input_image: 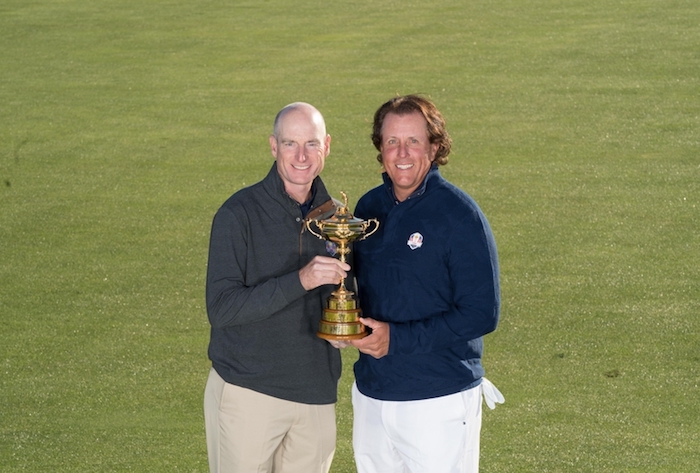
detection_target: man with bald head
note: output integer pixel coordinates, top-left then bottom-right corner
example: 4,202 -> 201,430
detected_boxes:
204,103 -> 348,473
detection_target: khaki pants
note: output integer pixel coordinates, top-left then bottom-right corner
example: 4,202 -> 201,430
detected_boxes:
204,368 -> 336,473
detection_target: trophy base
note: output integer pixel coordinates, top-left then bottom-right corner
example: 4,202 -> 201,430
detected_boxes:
317,321 -> 368,341
317,293 -> 368,341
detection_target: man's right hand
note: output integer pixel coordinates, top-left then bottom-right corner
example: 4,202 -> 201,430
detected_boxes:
299,255 -> 350,291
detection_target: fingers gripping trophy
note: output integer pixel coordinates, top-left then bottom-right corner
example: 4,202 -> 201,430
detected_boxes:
306,192 -> 379,340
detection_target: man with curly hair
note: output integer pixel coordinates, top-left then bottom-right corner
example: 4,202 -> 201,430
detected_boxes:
347,95 -> 504,473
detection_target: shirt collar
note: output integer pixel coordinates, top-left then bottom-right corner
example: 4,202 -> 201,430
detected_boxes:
298,182 -> 318,217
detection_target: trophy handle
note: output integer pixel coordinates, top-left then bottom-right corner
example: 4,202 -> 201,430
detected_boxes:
305,219 -> 325,240
359,218 -> 380,240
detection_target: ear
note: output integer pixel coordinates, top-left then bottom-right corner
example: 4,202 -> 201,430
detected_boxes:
269,135 -> 278,159
324,134 -> 332,157
430,142 -> 439,162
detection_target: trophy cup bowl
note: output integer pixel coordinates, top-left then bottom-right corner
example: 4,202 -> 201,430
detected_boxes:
306,192 -> 379,340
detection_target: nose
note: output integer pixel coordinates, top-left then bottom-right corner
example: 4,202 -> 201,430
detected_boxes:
398,141 -> 409,158
296,145 -> 307,161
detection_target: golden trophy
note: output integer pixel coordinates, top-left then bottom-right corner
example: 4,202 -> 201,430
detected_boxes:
306,192 -> 379,340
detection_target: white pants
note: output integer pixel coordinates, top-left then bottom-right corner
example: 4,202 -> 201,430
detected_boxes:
352,382 -> 483,473
204,368 -> 336,473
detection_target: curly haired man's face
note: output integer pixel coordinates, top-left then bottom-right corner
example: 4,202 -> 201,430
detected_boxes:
380,112 -> 438,202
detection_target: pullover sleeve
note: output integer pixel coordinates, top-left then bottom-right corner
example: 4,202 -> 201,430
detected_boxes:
205,206 -> 308,329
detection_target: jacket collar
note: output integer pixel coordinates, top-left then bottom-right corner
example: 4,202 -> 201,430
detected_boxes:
382,164 -> 440,205
262,162 -> 332,217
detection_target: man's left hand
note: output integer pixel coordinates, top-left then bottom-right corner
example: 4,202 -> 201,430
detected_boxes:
349,317 -> 389,358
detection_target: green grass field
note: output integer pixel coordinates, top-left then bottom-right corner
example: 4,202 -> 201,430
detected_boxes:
1,0 -> 698,471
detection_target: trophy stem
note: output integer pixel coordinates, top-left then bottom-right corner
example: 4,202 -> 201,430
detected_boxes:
332,240 -> 354,298
337,241 -> 349,264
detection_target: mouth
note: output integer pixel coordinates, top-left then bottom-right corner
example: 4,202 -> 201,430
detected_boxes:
396,164 -> 414,170
292,164 -> 312,171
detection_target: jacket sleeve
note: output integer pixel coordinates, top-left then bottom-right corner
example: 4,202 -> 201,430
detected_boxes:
205,206 -> 308,329
388,211 -> 500,356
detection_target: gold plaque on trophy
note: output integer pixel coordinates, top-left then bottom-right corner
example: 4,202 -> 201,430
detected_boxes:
306,192 -> 379,340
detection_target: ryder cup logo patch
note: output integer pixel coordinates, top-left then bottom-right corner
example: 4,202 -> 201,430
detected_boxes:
407,232 -> 423,250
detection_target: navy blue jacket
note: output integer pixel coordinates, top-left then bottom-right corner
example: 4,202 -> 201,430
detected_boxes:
353,166 -> 500,401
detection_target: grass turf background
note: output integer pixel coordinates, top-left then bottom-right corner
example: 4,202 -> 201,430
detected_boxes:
1,0 -> 698,471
